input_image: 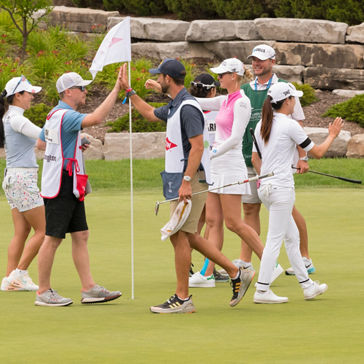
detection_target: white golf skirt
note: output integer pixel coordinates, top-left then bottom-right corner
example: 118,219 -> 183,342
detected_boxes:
209,151 -> 251,195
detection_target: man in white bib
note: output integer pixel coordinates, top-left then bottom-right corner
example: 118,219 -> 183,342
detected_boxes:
35,71 -> 123,307
119,59 -> 255,313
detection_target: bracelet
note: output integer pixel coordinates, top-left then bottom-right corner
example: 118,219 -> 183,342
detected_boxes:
299,156 -> 309,161
122,89 -> 136,104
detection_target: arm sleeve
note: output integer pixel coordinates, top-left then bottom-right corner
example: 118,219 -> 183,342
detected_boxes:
9,115 -> 42,140
195,96 -> 225,111
289,121 -> 314,152
211,97 -> 251,159
153,104 -> 169,122
253,121 -> 262,153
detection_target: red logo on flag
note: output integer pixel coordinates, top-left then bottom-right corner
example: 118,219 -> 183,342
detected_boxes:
165,137 -> 177,151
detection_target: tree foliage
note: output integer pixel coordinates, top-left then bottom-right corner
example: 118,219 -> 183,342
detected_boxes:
0,0 -> 53,60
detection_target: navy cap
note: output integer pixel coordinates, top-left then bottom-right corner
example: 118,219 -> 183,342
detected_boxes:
149,58 -> 186,79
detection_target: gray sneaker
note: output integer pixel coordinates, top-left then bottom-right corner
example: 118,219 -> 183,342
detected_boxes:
150,294 -> 196,314
230,268 -> 255,307
81,284 -> 122,304
35,289 -> 73,307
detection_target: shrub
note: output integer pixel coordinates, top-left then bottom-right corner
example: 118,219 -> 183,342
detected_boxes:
0,57 -> 25,91
323,94 -> 364,127
107,103 -> 167,132
164,0 -> 216,20
103,0 -> 166,15
24,103 -> 50,127
274,0 -> 364,26
292,82 -> 319,107
71,0 -> 104,9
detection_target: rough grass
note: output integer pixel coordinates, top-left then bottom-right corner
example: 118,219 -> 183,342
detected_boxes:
1,158 -> 362,195
0,189 -> 363,363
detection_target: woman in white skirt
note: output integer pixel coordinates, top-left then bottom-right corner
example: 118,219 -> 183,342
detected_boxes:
189,59 -> 265,289
252,82 -> 343,303
0,76 -> 45,291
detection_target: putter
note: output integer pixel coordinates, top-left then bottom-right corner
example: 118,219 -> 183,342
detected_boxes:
292,166 -> 362,184
154,172 -> 274,215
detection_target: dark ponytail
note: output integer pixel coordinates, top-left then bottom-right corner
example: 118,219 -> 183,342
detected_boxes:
0,91 -> 16,148
260,96 -> 286,144
0,90 -> 6,148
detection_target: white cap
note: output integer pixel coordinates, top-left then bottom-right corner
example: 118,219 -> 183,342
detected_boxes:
268,82 -> 303,103
160,200 -> 192,241
248,44 -> 276,60
210,58 -> 245,76
4,76 -> 41,97
56,72 -> 92,93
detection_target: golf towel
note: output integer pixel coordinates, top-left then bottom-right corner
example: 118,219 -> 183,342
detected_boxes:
160,200 -> 192,241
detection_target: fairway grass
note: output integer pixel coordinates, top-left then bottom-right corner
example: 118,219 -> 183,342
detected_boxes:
0,189 -> 363,363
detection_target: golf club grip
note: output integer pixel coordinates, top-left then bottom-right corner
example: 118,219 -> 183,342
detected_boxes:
308,170 -> 362,184
249,128 -> 262,159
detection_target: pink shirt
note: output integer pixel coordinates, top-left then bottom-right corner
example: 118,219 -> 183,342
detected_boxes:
215,90 -> 243,141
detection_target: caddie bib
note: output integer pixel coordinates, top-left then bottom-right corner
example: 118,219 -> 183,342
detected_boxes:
41,109 -> 88,201
241,78 -> 287,167
161,99 -> 211,199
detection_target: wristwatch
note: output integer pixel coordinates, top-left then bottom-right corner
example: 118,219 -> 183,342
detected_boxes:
183,175 -> 192,182
299,156 -> 309,161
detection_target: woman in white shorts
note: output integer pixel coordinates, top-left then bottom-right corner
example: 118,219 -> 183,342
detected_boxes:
0,76 -> 45,291
189,59 -> 265,288
252,82 -> 342,303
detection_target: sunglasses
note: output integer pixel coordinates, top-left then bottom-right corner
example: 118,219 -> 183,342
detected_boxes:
70,86 -> 86,92
190,81 -> 216,90
12,75 -> 27,94
217,72 -> 232,79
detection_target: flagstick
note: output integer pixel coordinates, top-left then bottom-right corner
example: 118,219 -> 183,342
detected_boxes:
128,61 -> 135,300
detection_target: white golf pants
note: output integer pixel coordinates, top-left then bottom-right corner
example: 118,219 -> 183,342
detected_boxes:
256,184 -> 313,291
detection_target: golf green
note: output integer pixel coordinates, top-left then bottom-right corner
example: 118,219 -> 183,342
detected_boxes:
0,189 -> 363,363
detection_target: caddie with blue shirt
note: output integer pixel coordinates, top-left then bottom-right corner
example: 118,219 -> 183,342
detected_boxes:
35,71 -> 122,307
119,59 -> 252,314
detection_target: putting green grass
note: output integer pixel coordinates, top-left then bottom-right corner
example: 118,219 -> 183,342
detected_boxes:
0,189 -> 363,363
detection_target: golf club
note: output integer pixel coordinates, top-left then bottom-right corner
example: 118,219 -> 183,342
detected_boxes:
154,172 -> 274,215
291,166 -> 362,184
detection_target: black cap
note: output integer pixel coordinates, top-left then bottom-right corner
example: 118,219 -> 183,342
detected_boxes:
149,58 -> 186,79
194,73 -> 220,87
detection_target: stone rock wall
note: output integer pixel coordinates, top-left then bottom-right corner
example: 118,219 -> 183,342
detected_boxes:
46,7 -> 364,90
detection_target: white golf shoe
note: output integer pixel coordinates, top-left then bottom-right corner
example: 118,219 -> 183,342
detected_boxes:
270,263 -> 284,284
254,289 -> 288,304
189,272 -> 215,288
303,281 -> 328,300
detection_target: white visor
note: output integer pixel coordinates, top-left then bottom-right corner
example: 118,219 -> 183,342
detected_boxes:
5,76 -> 42,97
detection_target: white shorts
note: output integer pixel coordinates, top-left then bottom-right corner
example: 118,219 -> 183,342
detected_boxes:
2,168 -> 44,212
241,166 -> 261,204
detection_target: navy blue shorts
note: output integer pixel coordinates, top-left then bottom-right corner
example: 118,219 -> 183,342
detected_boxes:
44,171 -> 88,239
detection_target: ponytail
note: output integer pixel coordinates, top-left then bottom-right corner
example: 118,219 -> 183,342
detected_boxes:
0,90 -> 16,148
0,91 -> 6,148
260,96 -> 286,144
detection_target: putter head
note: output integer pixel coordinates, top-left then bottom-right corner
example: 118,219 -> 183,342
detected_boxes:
155,202 -> 160,216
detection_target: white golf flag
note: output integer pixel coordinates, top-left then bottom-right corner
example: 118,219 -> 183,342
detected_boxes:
89,17 -> 131,79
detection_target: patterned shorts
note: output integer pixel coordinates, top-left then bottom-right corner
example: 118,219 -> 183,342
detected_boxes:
2,168 -> 44,212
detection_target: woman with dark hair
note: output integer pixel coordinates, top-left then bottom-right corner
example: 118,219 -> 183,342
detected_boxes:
0,76 -> 45,291
252,82 -> 342,303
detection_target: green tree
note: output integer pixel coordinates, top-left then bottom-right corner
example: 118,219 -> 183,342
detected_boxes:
0,0 -> 53,60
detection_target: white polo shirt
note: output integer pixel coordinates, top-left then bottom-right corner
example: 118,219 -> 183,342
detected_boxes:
253,112 -> 314,188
